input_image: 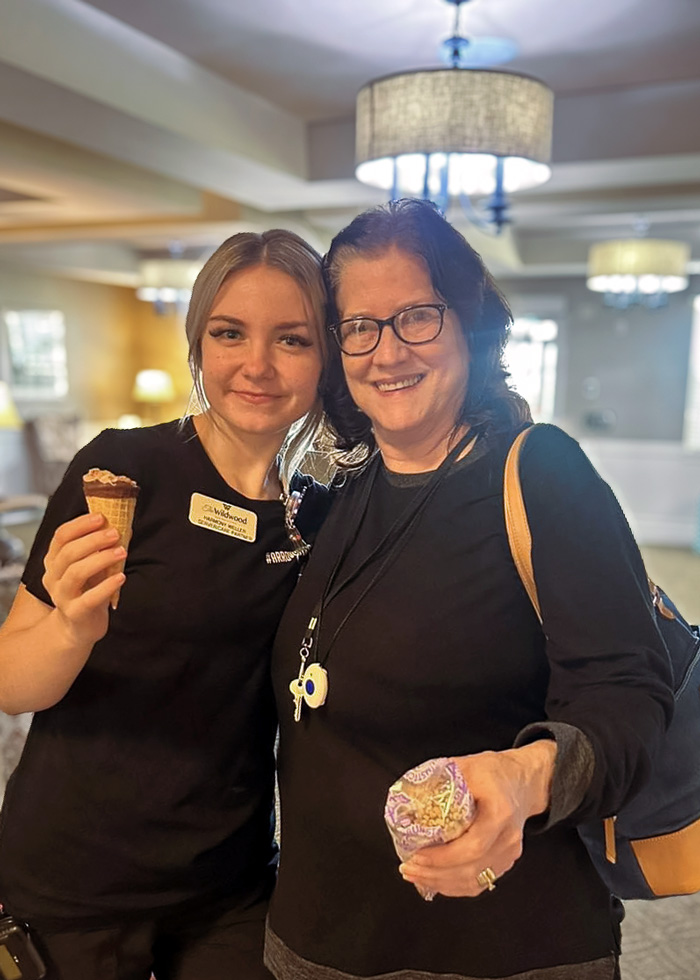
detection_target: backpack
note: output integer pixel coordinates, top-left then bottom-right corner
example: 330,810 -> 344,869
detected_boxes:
503,425 -> 700,900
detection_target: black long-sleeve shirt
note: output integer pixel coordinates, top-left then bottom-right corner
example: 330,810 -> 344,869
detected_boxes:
266,424 -> 673,980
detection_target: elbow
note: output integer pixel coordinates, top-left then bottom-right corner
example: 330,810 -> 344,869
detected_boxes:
0,696 -> 28,717
0,692 -> 31,716
0,688 -> 60,716
0,678 -> 19,715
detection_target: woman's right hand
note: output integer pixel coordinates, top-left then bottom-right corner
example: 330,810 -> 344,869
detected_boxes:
42,512 -> 126,649
398,741 -> 557,898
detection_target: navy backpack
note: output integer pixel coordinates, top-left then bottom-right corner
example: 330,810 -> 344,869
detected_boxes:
504,426 -> 700,899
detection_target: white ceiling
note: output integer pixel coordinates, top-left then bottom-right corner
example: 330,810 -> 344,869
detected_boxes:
80,0 -> 700,118
0,0 -> 699,283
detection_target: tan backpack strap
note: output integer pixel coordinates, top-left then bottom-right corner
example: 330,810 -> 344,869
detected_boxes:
503,427 -> 542,623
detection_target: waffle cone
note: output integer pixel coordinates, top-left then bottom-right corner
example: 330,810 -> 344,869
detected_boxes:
83,470 -> 139,609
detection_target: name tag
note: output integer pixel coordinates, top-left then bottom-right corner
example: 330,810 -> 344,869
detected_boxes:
188,492 -> 257,542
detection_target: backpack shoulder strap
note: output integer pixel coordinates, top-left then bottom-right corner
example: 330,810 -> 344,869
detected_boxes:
503,426 -> 543,623
504,426 -> 621,863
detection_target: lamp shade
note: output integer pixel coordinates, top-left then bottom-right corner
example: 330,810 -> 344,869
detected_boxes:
587,239 -> 690,295
0,381 -> 22,429
136,260 -> 202,304
356,68 -> 553,196
132,369 -> 175,403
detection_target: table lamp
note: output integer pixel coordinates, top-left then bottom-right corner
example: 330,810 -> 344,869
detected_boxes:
0,382 -> 22,430
132,369 -> 176,423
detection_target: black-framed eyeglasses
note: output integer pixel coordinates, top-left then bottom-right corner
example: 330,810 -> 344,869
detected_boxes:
330,303 -> 447,356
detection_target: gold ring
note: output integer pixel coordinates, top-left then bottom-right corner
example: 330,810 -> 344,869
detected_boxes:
476,867 -> 497,891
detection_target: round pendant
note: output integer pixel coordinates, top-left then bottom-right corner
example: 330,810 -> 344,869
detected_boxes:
289,662 -> 329,719
302,663 -> 328,708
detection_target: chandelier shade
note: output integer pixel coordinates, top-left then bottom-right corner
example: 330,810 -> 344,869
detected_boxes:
355,68 -> 553,200
136,259 -> 202,305
587,239 -> 690,296
356,68 -> 553,163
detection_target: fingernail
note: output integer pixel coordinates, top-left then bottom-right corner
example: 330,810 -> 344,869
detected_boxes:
112,547 -> 126,557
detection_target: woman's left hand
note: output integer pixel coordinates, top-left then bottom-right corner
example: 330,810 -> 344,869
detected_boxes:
399,740 -> 557,898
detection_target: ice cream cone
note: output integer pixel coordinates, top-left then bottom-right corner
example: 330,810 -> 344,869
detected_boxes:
83,468 -> 140,609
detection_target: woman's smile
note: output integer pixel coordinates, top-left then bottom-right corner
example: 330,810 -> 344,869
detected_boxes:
373,373 -> 425,393
232,389 -> 282,404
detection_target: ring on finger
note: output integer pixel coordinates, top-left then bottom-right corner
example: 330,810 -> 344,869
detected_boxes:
476,866 -> 497,891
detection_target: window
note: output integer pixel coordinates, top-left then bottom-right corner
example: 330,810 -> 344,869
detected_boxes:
683,296 -> 700,450
1,310 -> 68,400
504,318 -> 558,422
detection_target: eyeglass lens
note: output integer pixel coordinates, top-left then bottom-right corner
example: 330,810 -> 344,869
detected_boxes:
338,305 -> 443,354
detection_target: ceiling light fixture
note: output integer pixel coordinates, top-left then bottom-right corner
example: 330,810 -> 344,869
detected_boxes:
587,239 -> 690,309
136,259 -> 202,310
354,0 -> 554,232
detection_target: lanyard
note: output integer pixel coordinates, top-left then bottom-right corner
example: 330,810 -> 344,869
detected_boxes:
289,429 -> 477,720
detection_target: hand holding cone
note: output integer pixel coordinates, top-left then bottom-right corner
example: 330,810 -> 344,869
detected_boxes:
82,468 -> 139,609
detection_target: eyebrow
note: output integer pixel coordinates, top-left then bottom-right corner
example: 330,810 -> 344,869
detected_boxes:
208,315 -> 311,330
341,300 -> 438,320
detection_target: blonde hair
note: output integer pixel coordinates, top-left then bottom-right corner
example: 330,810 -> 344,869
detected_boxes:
184,229 -> 328,491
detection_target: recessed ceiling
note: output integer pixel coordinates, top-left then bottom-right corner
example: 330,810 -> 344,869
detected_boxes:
81,0 -> 700,118
0,0 -> 698,283
0,186 -> 44,204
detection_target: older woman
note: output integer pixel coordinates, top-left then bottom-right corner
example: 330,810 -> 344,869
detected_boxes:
265,200 -> 673,980
0,229 -> 329,979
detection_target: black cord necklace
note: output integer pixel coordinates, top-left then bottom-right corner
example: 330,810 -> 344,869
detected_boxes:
289,430 -> 477,721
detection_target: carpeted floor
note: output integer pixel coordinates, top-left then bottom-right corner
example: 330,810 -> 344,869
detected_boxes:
621,893 -> 700,979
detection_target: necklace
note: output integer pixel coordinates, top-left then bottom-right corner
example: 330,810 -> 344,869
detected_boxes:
266,486 -> 312,564
289,431 -> 477,722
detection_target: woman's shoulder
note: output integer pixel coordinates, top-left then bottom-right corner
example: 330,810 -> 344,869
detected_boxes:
291,453 -> 377,500
289,457 -> 382,542
70,419 -> 193,480
510,423 -> 625,535
491,421 -> 580,458
517,423 -> 599,486
290,471 -> 336,541
520,421 -> 582,452
470,422 -> 607,515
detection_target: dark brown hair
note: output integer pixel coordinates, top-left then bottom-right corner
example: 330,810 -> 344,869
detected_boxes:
322,199 -> 530,467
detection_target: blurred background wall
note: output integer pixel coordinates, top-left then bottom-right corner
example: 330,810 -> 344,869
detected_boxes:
1,0 -> 699,538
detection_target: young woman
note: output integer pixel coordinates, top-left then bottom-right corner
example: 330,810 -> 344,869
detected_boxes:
0,229 -> 330,980
266,201 -> 673,980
